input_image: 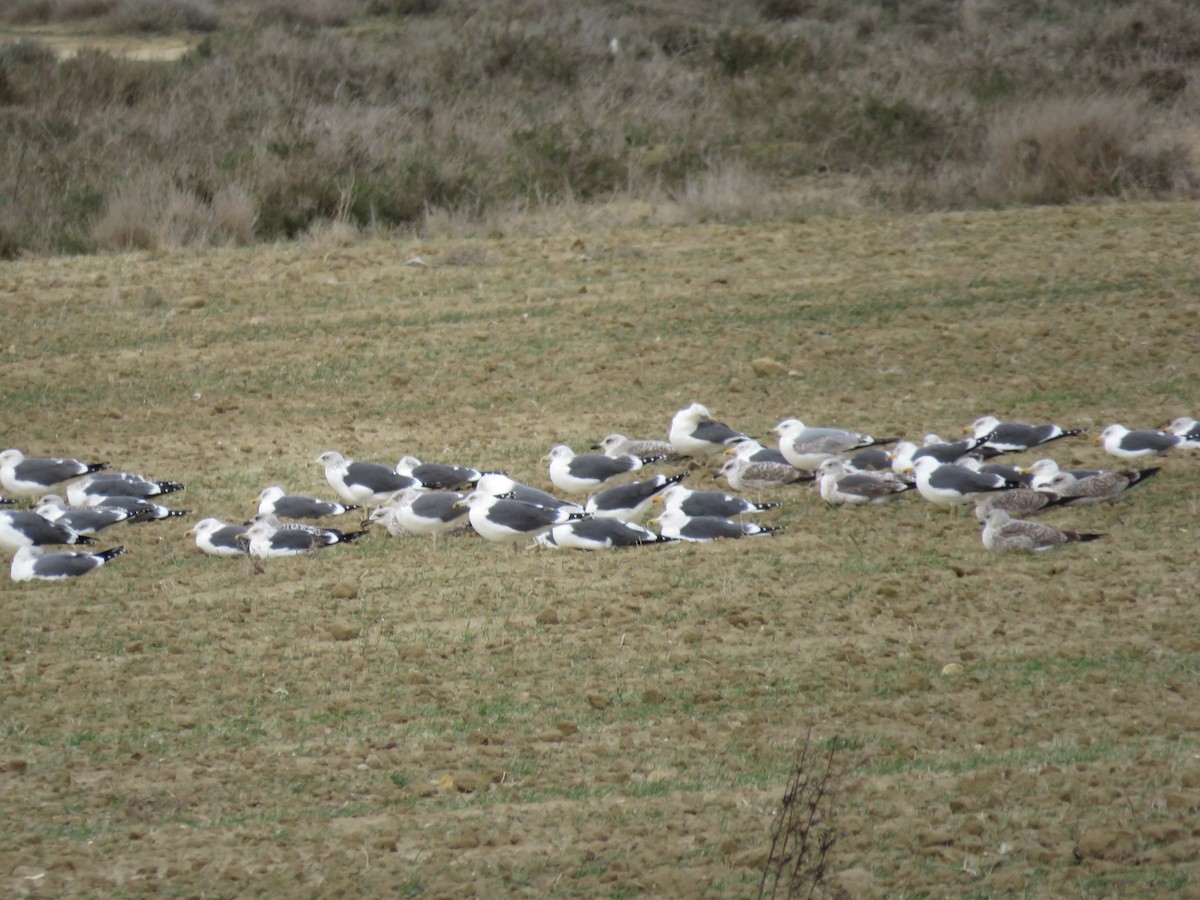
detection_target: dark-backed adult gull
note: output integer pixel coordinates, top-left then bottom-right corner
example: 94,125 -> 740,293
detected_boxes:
1163,416 -> 1200,448
240,514 -> 368,558
0,449 -> 109,499
0,510 -> 95,551
715,455 -> 810,491
591,434 -> 682,461
256,485 -> 360,520
186,518 -> 250,557
66,471 -> 183,504
729,440 -> 792,466
908,456 -> 1018,509
584,473 -> 686,521
315,451 -> 418,506
958,457 -> 1031,485
981,509 -> 1103,553
653,484 -> 780,518
1096,424 -> 1198,459
973,488 -> 1065,522
844,447 -> 894,472
532,518 -> 674,551
367,488 -> 468,538
11,545 -> 125,581
1021,458 -> 1103,490
35,494 -> 144,534
83,495 -> 189,521
773,418 -> 897,470
668,404 -> 749,457
816,459 -> 915,506
474,473 -> 582,512
967,415 -> 1085,454
651,507 -> 781,542
454,490 -> 587,544
544,444 -> 657,495
1040,468 -> 1160,505
395,455 -> 486,490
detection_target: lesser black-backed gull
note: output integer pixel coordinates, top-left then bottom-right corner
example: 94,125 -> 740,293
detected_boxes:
592,434 -> 682,461
584,473 -> 686,521
653,484 -> 780,518
729,440 -> 792,466
532,518 -> 674,551
66,471 -> 183,504
474,473 -> 583,512
240,514 -> 368,558
844,447 -> 894,472
256,485 -> 360,520
11,545 -> 125,581
0,449 -> 108,499
967,415 -> 1085,454
816,459 -> 915,506
84,495 -> 189,520
315,451 -> 418,506
981,509 -> 1103,553
651,507 -> 781,541
908,456 -> 1018,508
1041,468 -> 1160,505
1097,424 -> 1197,459
715,455 -> 810,491
395,455 -> 486,490
973,488 -> 1065,522
668,404 -> 749,457
773,418 -> 896,470
454,491 -> 587,544
0,510 -> 94,551
544,444 -> 656,495
187,518 -> 250,557
35,495 -> 144,534
1021,458 -> 1103,490
1163,416 -> 1200,448
367,488 -> 468,538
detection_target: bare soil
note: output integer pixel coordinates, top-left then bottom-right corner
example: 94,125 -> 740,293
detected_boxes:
1,203 -> 1198,897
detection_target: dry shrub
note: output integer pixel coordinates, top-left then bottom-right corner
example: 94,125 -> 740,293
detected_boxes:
666,160 -> 782,224
104,0 -> 219,33
93,175 -> 258,251
978,95 -> 1196,205
255,0 -> 363,28
3,0 -> 118,22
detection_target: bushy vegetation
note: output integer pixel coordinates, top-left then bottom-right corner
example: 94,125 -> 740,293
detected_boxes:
1,0 -> 1198,255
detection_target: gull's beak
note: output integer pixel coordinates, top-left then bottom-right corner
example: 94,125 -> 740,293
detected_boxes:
539,454 -> 551,464
1092,436 -> 1103,446
723,447 -> 738,457
650,494 -> 665,504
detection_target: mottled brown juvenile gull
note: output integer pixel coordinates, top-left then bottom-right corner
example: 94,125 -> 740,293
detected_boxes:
669,404 -> 749,457
186,518 -> 249,557
1040,468 -> 1160,505
592,434 -> 682,461
908,456 -> 1018,509
544,445 -> 657,495
532,518 -> 674,551
967,415 -> 1085,454
973,488 -> 1064,522
0,509 -> 95,551
584,473 -> 686,521
11,545 -> 124,581
981,509 -> 1103,553
315,451 -> 418,506
0,449 -> 108,499
367,488 -> 468,538
1096,424 -> 1197,459
650,507 -> 781,542
817,459 -> 914,506
774,418 -> 897,470
256,486 -> 360,521
716,455 -> 810,491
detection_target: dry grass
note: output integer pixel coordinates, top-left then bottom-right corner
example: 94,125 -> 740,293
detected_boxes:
1,1 -> 1199,255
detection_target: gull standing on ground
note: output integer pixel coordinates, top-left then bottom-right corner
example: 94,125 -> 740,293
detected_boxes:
316,451 -> 418,506
668,404 -> 749,457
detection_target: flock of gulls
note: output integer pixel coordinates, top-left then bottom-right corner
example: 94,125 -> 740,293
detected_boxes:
1,406 -> 1197,581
